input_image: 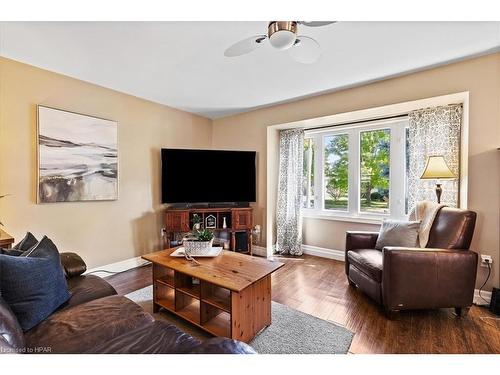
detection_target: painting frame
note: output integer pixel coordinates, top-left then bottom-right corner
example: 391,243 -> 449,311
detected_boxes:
36,105 -> 118,204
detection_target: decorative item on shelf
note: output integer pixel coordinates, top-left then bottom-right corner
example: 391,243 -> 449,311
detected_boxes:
191,214 -> 202,230
183,229 -> 215,256
205,214 -> 217,229
222,216 -> 227,229
420,155 -> 457,204
251,224 -> 262,246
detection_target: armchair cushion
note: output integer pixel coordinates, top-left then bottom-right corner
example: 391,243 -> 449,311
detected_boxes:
375,219 -> 420,250
85,320 -> 199,354
426,207 -> 476,249
59,274 -> 117,311
25,295 -> 154,353
347,249 -> 383,282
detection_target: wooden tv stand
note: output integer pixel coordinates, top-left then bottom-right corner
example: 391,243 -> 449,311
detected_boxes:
164,206 -> 253,255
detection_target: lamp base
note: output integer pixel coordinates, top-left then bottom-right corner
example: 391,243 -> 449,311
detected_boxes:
435,183 -> 442,204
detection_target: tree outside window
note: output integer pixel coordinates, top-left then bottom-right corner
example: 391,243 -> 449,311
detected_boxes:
359,129 -> 390,213
324,134 -> 349,211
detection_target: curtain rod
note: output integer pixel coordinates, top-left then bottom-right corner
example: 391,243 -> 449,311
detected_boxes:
305,113 -> 409,132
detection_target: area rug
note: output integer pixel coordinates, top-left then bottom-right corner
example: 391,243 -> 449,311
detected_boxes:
125,285 -> 354,354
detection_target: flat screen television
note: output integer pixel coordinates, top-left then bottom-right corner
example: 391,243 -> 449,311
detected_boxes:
161,148 -> 256,204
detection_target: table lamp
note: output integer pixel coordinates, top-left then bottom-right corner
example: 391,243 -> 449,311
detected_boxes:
420,155 -> 456,204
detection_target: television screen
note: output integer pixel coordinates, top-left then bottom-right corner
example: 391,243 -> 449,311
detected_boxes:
161,149 -> 256,204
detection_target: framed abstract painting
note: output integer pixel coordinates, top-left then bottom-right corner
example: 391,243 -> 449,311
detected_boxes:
37,106 -> 118,203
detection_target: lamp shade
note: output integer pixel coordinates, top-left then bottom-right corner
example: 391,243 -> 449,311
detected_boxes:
420,156 -> 456,180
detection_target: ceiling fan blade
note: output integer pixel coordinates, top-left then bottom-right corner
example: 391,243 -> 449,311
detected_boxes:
289,36 -> 321,64
224,35 -> 267,57
298,21 -> 336,27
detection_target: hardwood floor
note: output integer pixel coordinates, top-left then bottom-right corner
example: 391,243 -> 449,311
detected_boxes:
107,254 -> 500,354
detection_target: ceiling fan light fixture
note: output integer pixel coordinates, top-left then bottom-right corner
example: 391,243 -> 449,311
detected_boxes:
268,21 -> 297,50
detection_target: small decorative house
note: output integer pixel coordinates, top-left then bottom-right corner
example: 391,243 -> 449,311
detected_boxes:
205,214 -> 217,229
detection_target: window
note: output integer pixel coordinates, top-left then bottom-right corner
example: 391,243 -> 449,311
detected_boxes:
324,134 -> 349,211
302,118 -> 408,220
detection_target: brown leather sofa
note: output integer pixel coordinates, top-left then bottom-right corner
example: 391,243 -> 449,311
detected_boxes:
345,207 -> 478,317
1,253 -> 255,354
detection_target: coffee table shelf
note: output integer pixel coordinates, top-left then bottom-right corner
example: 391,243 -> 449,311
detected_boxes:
201,284 -> 231,312
155,283 -> 175,310
177,284 -> 201,299
202,309 -> 231,337
155,268 -> 175,287
156,275 -> 174,287
156,298 -> 175,311
176,299 -> 201,325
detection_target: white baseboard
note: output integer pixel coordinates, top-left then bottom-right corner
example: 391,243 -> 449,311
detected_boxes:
473,289 -> 492,305
302,244 -> 345,261
252,245 -> 268,257
84,256 -> 150,278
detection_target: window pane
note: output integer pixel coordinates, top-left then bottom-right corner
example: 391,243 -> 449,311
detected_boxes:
324,134 -> 349,211
360,129 -> 390,214
302,138 -> 315,208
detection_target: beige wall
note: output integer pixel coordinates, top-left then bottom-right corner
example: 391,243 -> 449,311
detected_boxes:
212,53 -> 500,290
0,57 -> 212,268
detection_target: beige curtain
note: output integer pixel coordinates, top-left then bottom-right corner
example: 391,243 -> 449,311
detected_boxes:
407,104 -> 462,211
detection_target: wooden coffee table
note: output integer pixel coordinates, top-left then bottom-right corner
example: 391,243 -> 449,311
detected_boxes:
142,248 -> 284,342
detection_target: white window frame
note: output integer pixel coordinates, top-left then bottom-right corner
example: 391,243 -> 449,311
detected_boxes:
302,117 -> 409,221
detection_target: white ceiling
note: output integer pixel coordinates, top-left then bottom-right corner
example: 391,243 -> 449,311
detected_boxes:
1,22 -> 499,119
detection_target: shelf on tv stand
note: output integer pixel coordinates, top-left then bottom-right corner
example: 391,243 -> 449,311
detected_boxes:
164,206 -> 253,255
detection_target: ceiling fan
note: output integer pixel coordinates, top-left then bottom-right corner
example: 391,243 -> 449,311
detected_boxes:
224,21 -> 335,64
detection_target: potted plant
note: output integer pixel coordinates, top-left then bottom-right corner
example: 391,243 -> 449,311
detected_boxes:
183,229 -> 214,256
191,214 -> 202,230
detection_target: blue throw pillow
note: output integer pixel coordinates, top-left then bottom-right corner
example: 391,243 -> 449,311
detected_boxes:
0,248 -> 24,256
13,232 -> 38,252
0,236 -> 70,331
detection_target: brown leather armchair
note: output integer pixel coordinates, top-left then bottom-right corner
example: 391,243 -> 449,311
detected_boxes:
345,207 -> 478,317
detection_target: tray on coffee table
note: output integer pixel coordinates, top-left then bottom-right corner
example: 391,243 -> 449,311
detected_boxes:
170,247 -> 223,257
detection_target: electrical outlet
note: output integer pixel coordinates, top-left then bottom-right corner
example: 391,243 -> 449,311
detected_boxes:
480,254 -> 493,267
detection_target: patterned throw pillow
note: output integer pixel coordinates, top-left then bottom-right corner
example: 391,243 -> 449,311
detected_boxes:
0,236 -> 70,331
375,219 -> 421,250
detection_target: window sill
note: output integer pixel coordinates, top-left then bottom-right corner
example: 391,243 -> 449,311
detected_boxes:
302,212 -> 383,225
